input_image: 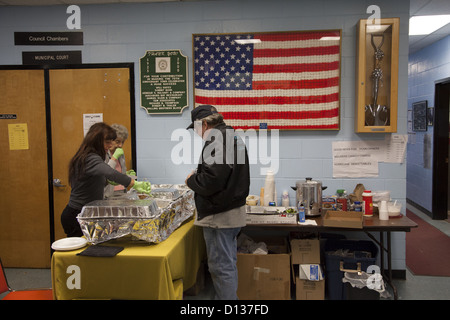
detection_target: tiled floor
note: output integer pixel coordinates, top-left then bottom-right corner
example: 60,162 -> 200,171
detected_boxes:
2,203 -> 450,300
393,204 -> 450,300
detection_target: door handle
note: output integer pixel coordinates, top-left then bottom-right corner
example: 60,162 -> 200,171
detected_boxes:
53,178 -> 66,187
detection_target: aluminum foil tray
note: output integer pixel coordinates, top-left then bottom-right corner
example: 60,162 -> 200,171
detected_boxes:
152,184 -> 191,191
151,188 -> 181,200
77,189 -> 195,244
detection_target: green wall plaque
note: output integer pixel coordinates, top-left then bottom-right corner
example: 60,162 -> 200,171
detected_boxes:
140,49 -> 188,114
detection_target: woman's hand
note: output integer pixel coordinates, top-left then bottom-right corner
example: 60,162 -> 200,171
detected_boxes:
112,147 -> 124,160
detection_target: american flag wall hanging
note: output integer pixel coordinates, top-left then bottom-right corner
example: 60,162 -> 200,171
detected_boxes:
193,30 -> 342,130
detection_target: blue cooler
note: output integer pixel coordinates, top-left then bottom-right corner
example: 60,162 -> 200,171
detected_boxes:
324,239 -> 378,300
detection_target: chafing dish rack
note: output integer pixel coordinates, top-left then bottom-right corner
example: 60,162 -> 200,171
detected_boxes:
77,185 -> 194,244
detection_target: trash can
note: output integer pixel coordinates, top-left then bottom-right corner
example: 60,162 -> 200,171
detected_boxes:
342,272 -> 384,300
324,239 -> 378,300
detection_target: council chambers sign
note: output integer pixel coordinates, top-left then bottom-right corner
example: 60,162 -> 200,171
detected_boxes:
14,32 -> 83,46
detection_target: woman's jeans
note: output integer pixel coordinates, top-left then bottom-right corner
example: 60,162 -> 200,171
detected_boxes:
202,227 -> 241,300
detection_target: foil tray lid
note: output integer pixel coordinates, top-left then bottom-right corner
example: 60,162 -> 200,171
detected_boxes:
77,189 -> 195,244
78,198 -> 160,219
151,188 -> 181,200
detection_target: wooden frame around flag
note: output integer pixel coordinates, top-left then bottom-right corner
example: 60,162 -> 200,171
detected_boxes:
192,30 -> 342,130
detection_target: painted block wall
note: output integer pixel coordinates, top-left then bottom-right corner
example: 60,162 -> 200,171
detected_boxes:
407,35 -> 450,212
0,0 -> 410,270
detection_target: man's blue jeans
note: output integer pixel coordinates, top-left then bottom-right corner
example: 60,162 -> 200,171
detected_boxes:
203,227 -> 241,300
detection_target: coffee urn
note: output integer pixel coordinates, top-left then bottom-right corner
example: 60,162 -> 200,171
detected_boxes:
291,178 -> 326,217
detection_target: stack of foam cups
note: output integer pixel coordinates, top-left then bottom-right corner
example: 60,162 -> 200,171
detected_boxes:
263,170 -> 275,206
379,200 -> 389,220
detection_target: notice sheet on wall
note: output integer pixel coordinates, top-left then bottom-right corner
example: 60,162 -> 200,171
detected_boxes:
385,134 -> 408,163
83,113 -> 103,136
332,140 -> 380,178
332,135 -> 407,178
8,123 -> 29,150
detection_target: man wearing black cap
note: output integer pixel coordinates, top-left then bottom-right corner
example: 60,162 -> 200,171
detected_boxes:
186,104 -> 250,300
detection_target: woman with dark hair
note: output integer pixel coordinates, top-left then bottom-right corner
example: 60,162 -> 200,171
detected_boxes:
60,122 -> 150,237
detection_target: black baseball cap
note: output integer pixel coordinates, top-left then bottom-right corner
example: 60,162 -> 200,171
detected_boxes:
186,105 -> 218,129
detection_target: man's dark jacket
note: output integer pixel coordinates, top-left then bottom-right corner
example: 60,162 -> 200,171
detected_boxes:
186,122 -> 250,220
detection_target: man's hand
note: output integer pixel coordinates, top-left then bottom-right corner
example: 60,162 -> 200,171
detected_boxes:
185,170 -> 195,185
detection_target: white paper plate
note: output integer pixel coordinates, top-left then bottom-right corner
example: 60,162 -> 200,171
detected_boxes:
52,237 -> 88,251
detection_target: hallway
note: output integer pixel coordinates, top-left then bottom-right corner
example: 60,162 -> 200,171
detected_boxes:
393,203 -> 450,299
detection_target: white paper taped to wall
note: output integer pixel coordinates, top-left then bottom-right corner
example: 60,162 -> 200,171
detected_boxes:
332,135 -> 407,178
83,113 -> 103,136
332,140 -> 379,178
385,134 -> 408,163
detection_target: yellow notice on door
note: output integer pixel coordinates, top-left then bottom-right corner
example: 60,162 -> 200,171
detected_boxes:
8,123 -> 29,150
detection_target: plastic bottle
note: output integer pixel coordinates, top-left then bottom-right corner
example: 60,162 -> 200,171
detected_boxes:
354,201 -> 362,212
298,202 -> 305,223
263,170 -> 275,207
281,190 -> 290,207
336,189 -> 348,211
362,190 -> 373,216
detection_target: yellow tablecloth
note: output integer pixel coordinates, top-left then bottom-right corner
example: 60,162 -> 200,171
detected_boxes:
51,218 -> 206,300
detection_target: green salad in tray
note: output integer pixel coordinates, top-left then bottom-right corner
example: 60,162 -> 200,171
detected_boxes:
284,207 -> 297,214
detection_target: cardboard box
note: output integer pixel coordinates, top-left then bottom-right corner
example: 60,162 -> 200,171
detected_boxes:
296,277 -> 325,300
290,239 -> 320,264
322,211 -> 363,229
237,237 -> 291,300
290,236 -> 324,300
292,264 -> 325,300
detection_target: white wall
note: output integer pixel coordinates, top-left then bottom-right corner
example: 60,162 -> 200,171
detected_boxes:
0,0 -> 410,270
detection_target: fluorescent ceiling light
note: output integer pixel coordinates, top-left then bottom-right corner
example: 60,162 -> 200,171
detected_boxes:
409,15 -> 450,35
234,39 -> 261,44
